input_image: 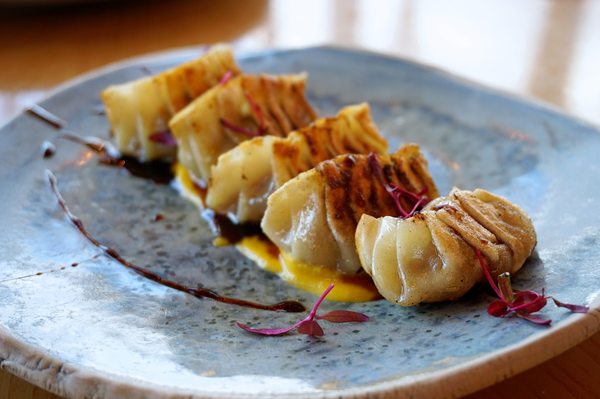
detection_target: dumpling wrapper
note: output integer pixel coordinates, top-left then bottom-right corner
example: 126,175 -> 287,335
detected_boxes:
101,44 -> 239,161
355,188 -> 537,306
169,73 -> 317,185
261,145 -> 439,275
206,103 -> 388,223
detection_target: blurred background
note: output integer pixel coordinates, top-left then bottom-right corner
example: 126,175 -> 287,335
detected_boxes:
0,0 -> 599,125
0,0 -> 599,398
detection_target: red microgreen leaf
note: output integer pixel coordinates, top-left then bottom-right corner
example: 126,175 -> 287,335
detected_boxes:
475,249 -> 504,300
236,283 -> 369,337
510,290 -> 547,314
550,297 -> 589,313
367,153 -> 430,218
297,319 -> 324,337
317,310 -> 369,323
149,131 -> 177,147
516,312 -> 552,326
220,118 -> 266,138
235,321 -> 301,336
307,283 -> 335,319
487,300 -> 510,317
219,70 -> 234,85
244,92 -> 266,130
475,251 -> 588,326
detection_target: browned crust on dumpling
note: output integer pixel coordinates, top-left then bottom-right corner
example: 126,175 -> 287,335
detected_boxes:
102,44 -> 241,161
424,188 -> 536,277
318,144 -> 439,244
355,187 -> 536,305
170,73 -> 317,183
235,74 -> 317,137
271,103 -> 388,186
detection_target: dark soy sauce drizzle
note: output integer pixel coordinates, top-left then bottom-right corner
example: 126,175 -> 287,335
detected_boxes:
46,170 -> 306,313
99,156 -> 174,185
26,104 -> 67,129
27,106 -> 173,185
188,180 -> 262,244
201,209 -> 263,244
59,132 -> 174,184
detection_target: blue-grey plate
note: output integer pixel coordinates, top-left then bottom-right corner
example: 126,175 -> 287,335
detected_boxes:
1,47 -> 599,399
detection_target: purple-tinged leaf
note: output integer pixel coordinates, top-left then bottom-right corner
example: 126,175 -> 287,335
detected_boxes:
219,70 -> 234,85
367,153 -> 430,218
510,291 -> 547,314
244,92 -> 266,129
516,312 -> 552,326
475,250 -> 589,326
475,250 -> 504,300
236,321 -> 301,336
317,310 -> 369,323
487,300 -> 509,317
550,298 -> 589,313
297,320 -> 324,337
220,118 -> 265,137
149,131 -> 177,147
307,283 -> 335,319
236,283 -> 369,338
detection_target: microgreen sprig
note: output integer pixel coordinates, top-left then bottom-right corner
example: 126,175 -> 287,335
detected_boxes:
219,70 -> 234,85
236,284 -> 369,337
475,249 -> 588,325
149,130 -> 177,147
219,92 -> 267,138
368,153 -> 430,218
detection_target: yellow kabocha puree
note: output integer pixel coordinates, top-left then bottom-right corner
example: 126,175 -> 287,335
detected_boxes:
175,163 -> 379,302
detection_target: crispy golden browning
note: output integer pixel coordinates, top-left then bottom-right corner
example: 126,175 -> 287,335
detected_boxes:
261,144 -> 439,274
206,103 -> 388,223
355,188 -> 537,306
170,73 -> 317,184
101,44 -> 239,161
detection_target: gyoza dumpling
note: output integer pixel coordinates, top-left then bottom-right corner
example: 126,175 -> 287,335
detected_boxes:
355,188 -> 536,306
169,73 -> 317,185
101,44 -> 239,161
206,103 -> 388,223
261,145 -> 439,274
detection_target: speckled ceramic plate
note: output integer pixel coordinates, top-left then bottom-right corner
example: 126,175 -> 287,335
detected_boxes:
1,47 -> 600,399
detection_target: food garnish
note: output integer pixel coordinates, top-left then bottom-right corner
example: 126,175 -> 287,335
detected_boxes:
219,118 -> 265,138
219,70 -> 234,85
356,188 -> 536,306
237,284 -> 369,337
148,131 -> 177,147
219,93 -> 267,138
368,152 -> 430,218
261,145 -> 438,274
207,103 -> 388,224
475,249 -> 588,325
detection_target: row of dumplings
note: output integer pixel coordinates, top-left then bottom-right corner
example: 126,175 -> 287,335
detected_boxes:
101,44 -> 537,306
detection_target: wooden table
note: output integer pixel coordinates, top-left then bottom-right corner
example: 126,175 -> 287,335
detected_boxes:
1,0 -> 599,398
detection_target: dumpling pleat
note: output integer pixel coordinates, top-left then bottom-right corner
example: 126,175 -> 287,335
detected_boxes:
208,104 -> 388,224
102,44 -> 239,161
355,188 -> 536,306
263,144 -> 439,274
170,73 -> 317,184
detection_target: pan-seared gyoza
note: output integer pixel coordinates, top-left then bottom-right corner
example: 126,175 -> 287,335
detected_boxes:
101,44 -> 240,161
169,73 -> 317,185
206,103 -> 388,223
355,188 -> 537,306
261,145 -> 439,275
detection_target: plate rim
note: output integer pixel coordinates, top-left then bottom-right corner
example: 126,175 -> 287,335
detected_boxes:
1,45 -> 600,399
